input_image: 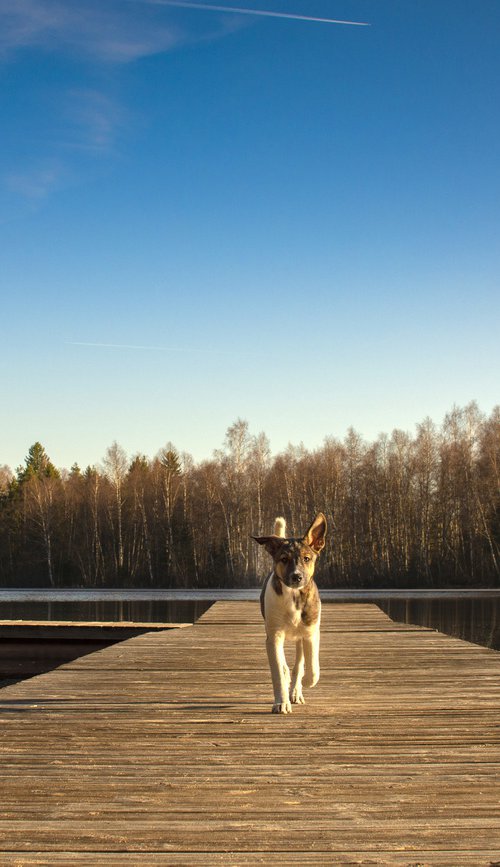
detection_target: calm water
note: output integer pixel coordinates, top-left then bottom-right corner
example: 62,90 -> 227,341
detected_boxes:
0,599 -> 212,624
379,597 -> 500,652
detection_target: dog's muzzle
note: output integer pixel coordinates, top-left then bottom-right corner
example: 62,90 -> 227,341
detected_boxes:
286,572 -> 305,588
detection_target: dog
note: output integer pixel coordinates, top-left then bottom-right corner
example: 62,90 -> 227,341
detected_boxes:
252,512 -> 327,714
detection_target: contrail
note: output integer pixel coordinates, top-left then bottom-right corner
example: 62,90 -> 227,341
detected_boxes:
148,1 -> 370,27
65,341 -> 215,352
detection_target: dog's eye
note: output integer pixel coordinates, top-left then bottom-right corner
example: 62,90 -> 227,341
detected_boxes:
303,556 -> 311,563
280,555 -> 288,563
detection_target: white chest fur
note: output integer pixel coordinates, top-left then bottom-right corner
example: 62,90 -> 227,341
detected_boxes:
263,576 -> 320,639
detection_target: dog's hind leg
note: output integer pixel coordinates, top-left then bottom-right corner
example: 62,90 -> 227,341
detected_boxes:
290,639 -> 305,704
266,633 -> 292,714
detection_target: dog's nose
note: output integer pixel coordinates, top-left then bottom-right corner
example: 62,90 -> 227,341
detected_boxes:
290,573 -> 302,585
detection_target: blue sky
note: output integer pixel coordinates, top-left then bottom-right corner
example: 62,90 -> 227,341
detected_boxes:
1,0 -> 499,471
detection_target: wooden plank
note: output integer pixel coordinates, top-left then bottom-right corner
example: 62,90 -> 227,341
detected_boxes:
0,602 -> 499,864
0,853 -> 497,866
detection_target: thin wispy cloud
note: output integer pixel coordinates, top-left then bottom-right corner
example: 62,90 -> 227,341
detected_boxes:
0,0 -> 182,63
3,89 -> 124,205
5,161 -> 65,201
63,89 -> 125,153
0,1 -> 166,205
147,0 -> 370,27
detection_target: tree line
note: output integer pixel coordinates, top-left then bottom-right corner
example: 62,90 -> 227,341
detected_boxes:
0,402 -> 499,588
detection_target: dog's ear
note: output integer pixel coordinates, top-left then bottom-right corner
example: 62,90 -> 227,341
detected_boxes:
251,535 -> 284,558
303,512 -> 327,554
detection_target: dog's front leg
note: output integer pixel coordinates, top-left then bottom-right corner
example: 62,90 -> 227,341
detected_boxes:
302,629 -> 320,688
266,632 -> 292,714
290,640 -> 305,704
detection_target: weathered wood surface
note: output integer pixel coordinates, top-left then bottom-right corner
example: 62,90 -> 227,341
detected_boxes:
1,601 -> 500,866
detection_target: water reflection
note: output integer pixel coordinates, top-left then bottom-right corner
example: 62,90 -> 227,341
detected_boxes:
379,598 -> 500,652
0,600 -> 212,624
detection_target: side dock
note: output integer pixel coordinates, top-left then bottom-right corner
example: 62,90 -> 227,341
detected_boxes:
1,601 -> 500,865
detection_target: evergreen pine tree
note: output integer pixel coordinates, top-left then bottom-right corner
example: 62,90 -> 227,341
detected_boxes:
17,442 -> 59,483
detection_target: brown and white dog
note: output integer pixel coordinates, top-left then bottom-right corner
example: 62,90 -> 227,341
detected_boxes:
252,513 -> 327,714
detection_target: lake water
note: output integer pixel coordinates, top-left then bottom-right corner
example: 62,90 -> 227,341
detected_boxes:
379,597 -> 500,652
0,599 -> 212,624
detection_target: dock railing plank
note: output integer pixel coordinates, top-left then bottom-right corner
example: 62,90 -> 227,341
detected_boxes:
1,601 -> 500,865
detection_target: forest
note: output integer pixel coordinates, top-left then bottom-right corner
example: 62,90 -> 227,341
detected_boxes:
0,402 -> 499,589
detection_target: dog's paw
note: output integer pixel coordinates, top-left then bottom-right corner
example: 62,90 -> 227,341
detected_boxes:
303,669 -> 320,688
290,686 -> 305,704
272,700 -> 292,714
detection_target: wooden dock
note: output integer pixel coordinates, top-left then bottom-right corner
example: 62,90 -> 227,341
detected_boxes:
1,601 -> 500,865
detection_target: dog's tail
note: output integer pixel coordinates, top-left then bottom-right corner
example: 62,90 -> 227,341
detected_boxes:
274,516 -> 287,538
